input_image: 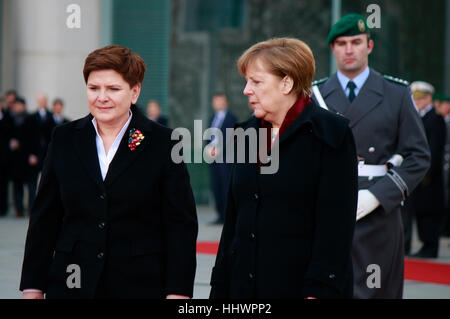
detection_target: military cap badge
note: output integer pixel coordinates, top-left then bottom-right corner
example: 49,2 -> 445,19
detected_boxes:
358,19 -> 365,32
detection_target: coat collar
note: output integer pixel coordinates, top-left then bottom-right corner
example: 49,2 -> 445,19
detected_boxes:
237,99 -> 345,149
344,69 -> 383,127
321,69 -> 384,128
73,105 -> 153,190
320,73 -> 350,115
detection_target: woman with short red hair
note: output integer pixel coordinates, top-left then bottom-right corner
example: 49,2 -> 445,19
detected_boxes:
20,45 -> 198,299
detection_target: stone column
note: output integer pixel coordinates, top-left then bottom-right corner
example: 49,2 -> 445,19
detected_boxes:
1,0 -> 102,120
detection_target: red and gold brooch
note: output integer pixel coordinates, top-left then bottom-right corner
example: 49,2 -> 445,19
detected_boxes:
128,128 -> 145,151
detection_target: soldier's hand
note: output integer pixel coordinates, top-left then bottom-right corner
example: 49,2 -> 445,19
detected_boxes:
356,190 -> 380,221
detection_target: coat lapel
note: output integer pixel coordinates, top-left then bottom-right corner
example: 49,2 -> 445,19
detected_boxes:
73,115 -> 105,192
235,116 -> 261,177
278,100 -> 345,149
103,107 -> 153,188
344,70 -> 383,128
321,74 -> 351,116
278,102 -> 314,145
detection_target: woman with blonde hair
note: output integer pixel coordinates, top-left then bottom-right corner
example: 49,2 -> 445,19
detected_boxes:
210,38 -> 358,299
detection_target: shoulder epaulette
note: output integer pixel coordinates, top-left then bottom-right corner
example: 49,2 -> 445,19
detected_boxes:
383,75 -> 409,86
312,77 -> 329,86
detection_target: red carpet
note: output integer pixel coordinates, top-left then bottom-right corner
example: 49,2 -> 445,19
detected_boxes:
404,258 -> 450,285
197,241 -> 450,285
197,241 -> 219,255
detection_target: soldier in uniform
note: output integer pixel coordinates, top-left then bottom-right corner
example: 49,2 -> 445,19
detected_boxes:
312,14 -> 430,298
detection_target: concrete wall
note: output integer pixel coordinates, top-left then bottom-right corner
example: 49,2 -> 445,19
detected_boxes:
1,0 -> 101,121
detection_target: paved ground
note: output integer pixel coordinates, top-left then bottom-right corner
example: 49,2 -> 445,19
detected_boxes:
1,205 -> 449,299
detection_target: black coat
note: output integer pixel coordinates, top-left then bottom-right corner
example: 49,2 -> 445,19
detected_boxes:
20,105 -> 198,298
210,100 -> 358,299
208,110 -> 238,220
409,107 -> 446,213
0,110 -> 12,167
207,110 -> 238,160
156,115 -> 168,127
27,110 -> 57,172
9,112 -> 37,182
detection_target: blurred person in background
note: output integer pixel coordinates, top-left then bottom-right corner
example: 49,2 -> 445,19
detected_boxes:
402,82 -> 446,258
312,14 -> 430,298
439,94 -> 450,238
210,38 -> 357,299
51,98 -> 70,126
146,99 -> 168,126
0,90 -> 18,216
4,90 -> 17,119
0,96 -> 12,216
20,45 -> 198,299
9,97 -> 39,217
205,93 -> 237,225
28,93 -> 56,171
433,93 -> 445,115
26,93 -> 56,212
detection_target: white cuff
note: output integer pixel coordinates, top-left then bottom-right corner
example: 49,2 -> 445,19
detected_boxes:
356,190 -> 380,221
23,289 -> 43,293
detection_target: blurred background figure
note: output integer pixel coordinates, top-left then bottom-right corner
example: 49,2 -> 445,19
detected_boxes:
9,97 -> 37,217
1,90 -> 19,217
4,90 -> 17,120
0,96 -> 11,216
433,93 -> 447,116
51,98 -> 70,126
146,99 -> 168,126
439,94 -> 450,238
26,93 -> 55,205
403,81 -> 446,258
205,93 -> 236,225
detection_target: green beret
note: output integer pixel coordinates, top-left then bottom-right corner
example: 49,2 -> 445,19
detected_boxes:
327,14 -> 370,44
433,92 -> 444,101
433,92 -> 450,102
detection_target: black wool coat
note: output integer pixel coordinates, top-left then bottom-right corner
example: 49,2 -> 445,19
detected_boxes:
409,107 -> 446,213
26,110 -> 57,173
0,110 -> 12,167
210,100 -> 358,299
20,105 -> 198,298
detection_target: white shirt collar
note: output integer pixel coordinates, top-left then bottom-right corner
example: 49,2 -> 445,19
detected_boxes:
53,114 -> 63,123
39,108 -> 47,118
418,103 -> 434,118
337,66 -> 370,97
216,109 -> 227,119
212,109 -> 227,127
91,110 -> 133,180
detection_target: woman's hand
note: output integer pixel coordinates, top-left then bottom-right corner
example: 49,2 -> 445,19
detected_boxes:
22,291 -> 44,299
166,294 -> 190,299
